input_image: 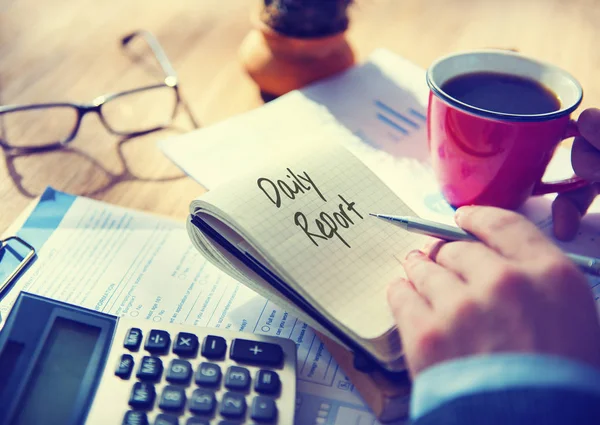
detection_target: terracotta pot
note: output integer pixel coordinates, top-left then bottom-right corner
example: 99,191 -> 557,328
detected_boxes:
239,19 -> 356,97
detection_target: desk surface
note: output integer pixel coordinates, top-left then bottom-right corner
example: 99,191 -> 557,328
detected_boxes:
1,0 -> 599,232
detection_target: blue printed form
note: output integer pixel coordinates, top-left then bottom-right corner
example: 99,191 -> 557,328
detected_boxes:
0,186 -> 392,425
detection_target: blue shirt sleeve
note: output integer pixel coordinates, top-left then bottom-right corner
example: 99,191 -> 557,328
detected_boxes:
410,353 -> 600,420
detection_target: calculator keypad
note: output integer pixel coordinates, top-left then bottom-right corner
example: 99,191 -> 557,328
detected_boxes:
224,366 -> 250,391
145,330 -> 171,354
166,359 -> 193,384
201,335 -> 226,359
159,385 -> 187,411
194,362 -> 221,387
124,328 -> 143,351
189,389 -> 216,415
173,332 -> 199,357
229,338 -> 283,366
129,382 -> 156,408
137,356 -> 163,381
91,323 -> 296,425
116,354 -> 135,379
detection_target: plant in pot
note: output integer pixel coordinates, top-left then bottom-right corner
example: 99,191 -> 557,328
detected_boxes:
239,0 -> 356,98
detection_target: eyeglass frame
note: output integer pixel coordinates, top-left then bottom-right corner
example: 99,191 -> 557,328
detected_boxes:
0,30 -> 198,154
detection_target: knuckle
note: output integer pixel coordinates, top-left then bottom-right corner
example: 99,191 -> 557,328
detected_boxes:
450,297 -> 481,324
414,326 -> 445,356
487,265 -> 530,299
539,256 -> 582,290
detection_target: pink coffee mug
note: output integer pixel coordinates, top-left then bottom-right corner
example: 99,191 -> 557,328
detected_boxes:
426,50 -> 587,210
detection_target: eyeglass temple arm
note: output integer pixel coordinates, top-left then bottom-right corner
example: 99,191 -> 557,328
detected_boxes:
121,30 -> 178,83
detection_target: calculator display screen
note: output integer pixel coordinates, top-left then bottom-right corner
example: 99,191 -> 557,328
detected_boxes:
10,317 -> 101,425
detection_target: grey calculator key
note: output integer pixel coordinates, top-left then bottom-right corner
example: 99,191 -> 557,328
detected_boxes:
166,359 -> 192,384
201,335 -> 226,359
220,392 -> 246,418
251,395 -> 277,422
136,356 -> 163,381
123,410 -> 148,425
124,328 -> 143,351
115,354 -> 134,379
194,362 -> 221,386
229,339 -> 283,366
189,388 -> 216,414
154,413 -> 179,425
145,330 -> 171,354
128,382 -> 156,409
173,332 -> 199,357
225,366 -> 250,391
254,370 -> 280,394
186,418 -> 209,425
159,385 -> 186,411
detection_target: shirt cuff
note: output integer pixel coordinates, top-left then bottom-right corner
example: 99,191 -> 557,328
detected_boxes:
410,353 -> 600,420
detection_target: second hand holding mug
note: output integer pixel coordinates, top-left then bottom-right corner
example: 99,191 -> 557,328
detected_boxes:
426,50 -> 587,210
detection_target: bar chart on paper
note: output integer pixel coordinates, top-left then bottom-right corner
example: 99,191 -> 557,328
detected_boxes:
374,100 -> 426,142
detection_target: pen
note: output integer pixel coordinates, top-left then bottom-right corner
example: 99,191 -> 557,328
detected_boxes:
370,213 -> 600,277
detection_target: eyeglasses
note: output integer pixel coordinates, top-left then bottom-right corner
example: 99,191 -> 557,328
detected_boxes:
0,30 -> 198,153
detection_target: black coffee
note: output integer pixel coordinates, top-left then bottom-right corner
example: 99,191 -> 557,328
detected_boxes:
441,72 -> 561,115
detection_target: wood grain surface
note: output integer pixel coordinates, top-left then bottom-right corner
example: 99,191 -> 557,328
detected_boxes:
1,0 -> 599,232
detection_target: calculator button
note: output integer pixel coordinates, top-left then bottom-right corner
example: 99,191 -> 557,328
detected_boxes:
166,359 -> 192,384
124,328 -> 143,351
159,385 -> 186,411
129,382 -> 156,409
219,392 -> 246,418
154,413 -> 179,425
201,335 -> 226,359
186,418 -> 209,425
123,410 -> 148,425
137,356 -> 163,381
194,362 -> 221,386
230,339 -> 283,366
225,366 -> 250,391
189,388 -> 216,414
217,422 -> 242,425
115,354 -> 135,379
145,330 -> 171,354
254,370 -> 280,394
173,332 -> 199,357
251,396 -> 277,422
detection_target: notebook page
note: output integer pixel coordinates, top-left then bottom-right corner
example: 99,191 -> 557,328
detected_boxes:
191,132 -> 430,341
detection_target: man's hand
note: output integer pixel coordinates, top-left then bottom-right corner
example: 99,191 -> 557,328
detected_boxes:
388,206 -> 600,378
553,108 -> 600,241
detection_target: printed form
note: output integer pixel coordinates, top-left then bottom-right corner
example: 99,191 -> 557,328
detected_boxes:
0,187 -> 393,425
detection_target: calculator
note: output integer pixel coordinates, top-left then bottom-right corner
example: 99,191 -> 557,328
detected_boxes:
0,292 -> 297,425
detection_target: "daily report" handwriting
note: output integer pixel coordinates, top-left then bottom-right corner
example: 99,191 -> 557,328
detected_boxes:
257,168 -> 364,248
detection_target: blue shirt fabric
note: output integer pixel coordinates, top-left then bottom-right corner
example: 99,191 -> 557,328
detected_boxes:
410,353 -> 600,420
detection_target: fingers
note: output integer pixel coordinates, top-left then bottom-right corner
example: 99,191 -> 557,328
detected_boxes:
387,278 -> 433,345
402,250 -> 465,306
433,240 -> 507,283
572,137 -> 600,182
577,108 -> 600,151
552,183 -> 599,241
455,206 -> 562,261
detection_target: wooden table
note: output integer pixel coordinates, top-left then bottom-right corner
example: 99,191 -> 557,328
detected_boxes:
1,0 -> 599,233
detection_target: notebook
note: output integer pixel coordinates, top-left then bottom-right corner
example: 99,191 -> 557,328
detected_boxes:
186,129 -> 431,371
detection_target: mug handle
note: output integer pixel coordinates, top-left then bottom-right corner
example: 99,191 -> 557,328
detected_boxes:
532,120 -> 589,195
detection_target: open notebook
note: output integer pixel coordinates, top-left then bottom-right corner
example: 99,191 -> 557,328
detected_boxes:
186,131 -> 430,371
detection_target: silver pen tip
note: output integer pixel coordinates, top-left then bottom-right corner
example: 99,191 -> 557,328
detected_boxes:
369,213 -> 379,217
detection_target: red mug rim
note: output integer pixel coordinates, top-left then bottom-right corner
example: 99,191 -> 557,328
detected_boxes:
426,50 -> 583,122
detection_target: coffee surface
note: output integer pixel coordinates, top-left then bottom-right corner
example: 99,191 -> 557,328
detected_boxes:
441,72 -> 561,115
